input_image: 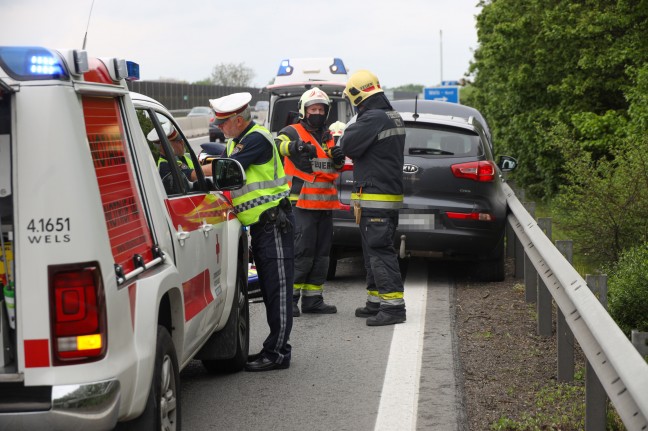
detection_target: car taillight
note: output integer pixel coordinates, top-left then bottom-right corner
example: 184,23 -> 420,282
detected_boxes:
451,161 -> 496,182
446,211 -> 495,222
49,263 -> 106,365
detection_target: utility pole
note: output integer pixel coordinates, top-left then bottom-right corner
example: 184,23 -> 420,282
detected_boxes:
440,29 -> 443,84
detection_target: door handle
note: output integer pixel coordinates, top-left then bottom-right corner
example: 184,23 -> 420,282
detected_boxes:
176,225 -> 190,246
200,219 -> 213,238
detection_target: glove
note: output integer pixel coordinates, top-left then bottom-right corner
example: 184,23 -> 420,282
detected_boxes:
329,146 -> 345,165
292,140 -> 317,159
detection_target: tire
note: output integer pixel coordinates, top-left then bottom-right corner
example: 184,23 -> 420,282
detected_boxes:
209,135 -> 215,142
116,326 -> 180,431
201,256 -> 249,373
476,236 -> 505,282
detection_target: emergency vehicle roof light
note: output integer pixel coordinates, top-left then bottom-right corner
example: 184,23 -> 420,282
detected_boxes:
330,58 -> 347,75
114,58 -> 128,80
126,61 -> 140,81
0,46 -> 68,81
73,50 -> 89,74
277,59 -> 293,76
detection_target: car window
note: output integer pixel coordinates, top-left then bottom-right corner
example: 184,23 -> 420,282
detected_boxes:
188,106 -> 211,116
405,125 -> 482,157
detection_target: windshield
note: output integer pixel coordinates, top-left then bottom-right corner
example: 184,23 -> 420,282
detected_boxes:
405,124 -> 482,157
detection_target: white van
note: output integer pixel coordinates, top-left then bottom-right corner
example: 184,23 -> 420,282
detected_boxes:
263,58 -> 354,134
0,46 -> 250,430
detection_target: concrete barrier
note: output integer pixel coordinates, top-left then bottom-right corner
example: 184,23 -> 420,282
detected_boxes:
175,116 -> 209,138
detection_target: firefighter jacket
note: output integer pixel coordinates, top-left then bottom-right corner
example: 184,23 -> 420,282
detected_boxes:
339,94 -> 405,215
226,123 -> 290,226
276,122 -> 340,210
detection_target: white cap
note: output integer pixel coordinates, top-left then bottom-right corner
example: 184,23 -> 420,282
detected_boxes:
147,121 -> 179,142
209,92 -> 252,124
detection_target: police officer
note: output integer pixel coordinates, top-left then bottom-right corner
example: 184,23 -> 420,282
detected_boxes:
148,122 -> 212,183
275,88 -> 345,316
339,70 -> 407,326
210,92 -> 294,371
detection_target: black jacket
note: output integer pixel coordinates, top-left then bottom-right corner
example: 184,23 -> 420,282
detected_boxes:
339,94 -> 405,214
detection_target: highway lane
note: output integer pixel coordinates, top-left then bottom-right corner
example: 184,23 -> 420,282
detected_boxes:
180,257 -> 465,431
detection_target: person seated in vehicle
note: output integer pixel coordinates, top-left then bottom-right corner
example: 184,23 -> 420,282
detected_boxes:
147,123 -> 212,186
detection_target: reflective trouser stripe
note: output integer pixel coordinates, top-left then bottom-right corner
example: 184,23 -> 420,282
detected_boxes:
367,290 -> 381,303
380,291 -> 405,306
294,283 -> 323,296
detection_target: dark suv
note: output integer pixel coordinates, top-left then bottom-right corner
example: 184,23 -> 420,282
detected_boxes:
330,102 -> 517,281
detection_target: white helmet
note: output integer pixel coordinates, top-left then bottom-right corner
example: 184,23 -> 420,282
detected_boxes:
298,88 -> 330,120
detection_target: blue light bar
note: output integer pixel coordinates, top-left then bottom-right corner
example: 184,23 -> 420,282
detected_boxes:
330,58 -> 347,75
126,61 -> 140,81
277,59 -> 293,76
0,46 -> 68,81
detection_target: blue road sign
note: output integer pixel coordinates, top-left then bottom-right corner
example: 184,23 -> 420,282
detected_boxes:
424,86 -> 460,104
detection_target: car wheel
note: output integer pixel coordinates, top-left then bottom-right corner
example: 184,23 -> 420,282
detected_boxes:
209,135 -> 215,142
117,325 -> 180,431
476,236 -> 505,282
201,250 -> 249,373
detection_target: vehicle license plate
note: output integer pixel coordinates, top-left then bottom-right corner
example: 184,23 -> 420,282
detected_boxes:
399,213 -> 434,231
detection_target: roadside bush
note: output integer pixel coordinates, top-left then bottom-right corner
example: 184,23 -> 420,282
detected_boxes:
608,242 -> 648,335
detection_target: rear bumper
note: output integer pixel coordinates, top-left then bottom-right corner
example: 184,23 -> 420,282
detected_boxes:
332,213 -> 504,260
0,379 -> 120,430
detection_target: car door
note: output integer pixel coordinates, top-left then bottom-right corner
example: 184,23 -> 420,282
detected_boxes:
136,107 -> 228,360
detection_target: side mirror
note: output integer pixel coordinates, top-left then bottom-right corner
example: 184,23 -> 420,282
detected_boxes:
497,155 -> 518,172
211,158 -> 246,190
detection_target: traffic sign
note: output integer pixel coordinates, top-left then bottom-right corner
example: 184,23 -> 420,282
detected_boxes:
424,86 -> 460,103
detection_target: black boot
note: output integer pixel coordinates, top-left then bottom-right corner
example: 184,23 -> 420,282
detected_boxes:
292,295 -> 300,317
302,295 -> 337,314
366,307 -> 406,326
355,301 -> 380,317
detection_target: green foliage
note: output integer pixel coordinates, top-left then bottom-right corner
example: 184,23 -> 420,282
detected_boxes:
553,136 -> 648,265
490,382 -> 585,430
209,62 -> 255,87
471,0 -> 648,200
608,243 -> 648,335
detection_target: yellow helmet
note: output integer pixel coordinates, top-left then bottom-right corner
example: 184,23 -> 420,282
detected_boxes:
344,69 -> 383,106
298,88 -> 330,120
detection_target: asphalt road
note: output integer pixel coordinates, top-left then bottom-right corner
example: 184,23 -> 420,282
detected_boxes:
179,257 -> 466,431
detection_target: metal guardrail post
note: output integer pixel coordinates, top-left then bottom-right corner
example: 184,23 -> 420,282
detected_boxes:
585,274 -> 608,431
504,183 -> 648,429
556,240 -> 575,382
632,330 -> 648,357
536,218 -> 553,336
523,202 -> 537,303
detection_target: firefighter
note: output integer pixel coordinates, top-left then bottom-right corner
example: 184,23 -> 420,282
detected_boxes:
275,88 -> 346,316
339,70 -> 407,326
210,92 -> 294,371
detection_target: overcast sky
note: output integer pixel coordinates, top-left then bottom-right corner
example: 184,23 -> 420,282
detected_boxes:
1,0 -> 481,88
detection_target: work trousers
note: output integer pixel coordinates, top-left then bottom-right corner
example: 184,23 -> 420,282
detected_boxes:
293,207 -> 332,294
250,207 -> 295,365
359,212 -> 405,310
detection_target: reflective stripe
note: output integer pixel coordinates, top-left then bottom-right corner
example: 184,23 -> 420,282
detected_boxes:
367,290 -> 381,303
311,157 -> 337,173
298,193 -> 338,201
232,177 -> 287,197
380,292 -> 404,300
351,193 -> 403,202
300,283 -> 324,295
234,189 -> 289,213
377,127 -> 406,141
351,192 -> 404,209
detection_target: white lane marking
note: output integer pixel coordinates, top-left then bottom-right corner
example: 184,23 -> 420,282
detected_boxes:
374,260 -> 428,431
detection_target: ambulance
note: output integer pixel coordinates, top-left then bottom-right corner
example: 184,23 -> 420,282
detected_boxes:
0,46 -> 250,430
263,57 -> 354,134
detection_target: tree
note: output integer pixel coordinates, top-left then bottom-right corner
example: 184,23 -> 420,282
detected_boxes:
390,84 -> 424,93
209,63 -> 255,87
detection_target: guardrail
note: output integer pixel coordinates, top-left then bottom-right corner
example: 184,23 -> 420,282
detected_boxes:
504,182 -> 648,430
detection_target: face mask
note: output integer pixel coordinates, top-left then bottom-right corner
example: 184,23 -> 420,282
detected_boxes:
307,114 -> 326,129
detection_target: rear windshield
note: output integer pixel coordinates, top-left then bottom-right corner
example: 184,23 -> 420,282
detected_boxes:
405,124 -> 482,157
